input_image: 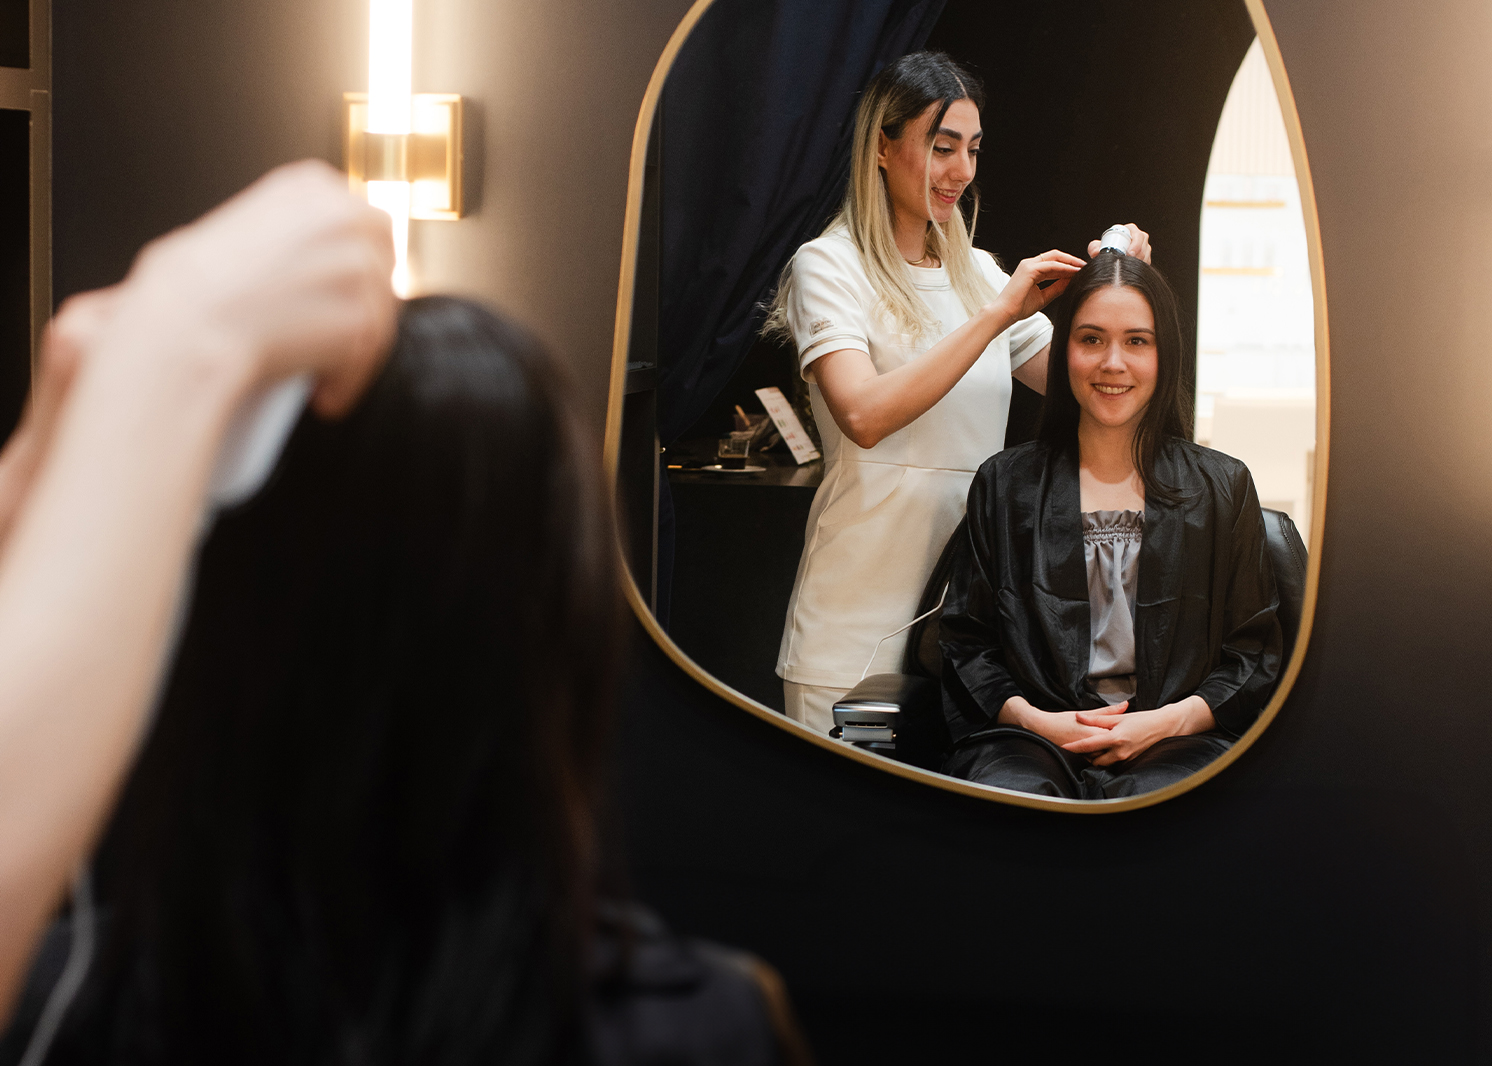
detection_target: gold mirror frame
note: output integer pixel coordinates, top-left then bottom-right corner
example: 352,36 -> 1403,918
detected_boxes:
602,0 -> 1329,813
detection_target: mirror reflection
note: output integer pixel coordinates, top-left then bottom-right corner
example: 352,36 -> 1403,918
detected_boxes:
620,1 -> 1316,803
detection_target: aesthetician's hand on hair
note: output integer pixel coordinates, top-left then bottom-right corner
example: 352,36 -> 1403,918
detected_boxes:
1086,223 -> 1153,264
1059,695 -> 1215,766
991,250 -> 1088,323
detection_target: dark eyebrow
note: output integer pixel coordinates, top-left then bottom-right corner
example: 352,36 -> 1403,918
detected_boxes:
935,127 -> 983,141
1072,323 -> 1156,335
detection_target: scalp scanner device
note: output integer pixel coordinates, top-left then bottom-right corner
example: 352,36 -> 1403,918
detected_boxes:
1098,224 -> 1133,256
14,375 -> 314,1066
207,374 -> 313,510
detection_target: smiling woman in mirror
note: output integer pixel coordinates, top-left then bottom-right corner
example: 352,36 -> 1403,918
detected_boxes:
937,253 -> 1283,799
762,51 -> 1151,733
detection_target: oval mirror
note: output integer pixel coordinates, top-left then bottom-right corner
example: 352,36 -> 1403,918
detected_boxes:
605,0 -> 1327,811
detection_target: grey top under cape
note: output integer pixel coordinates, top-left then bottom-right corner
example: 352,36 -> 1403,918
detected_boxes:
1083,509 -> 1144,706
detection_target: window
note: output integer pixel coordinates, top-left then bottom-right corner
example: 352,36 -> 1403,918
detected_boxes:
1196,38 -> 1316,539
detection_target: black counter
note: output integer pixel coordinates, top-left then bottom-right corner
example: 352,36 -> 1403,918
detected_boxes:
665,443 -> 821,711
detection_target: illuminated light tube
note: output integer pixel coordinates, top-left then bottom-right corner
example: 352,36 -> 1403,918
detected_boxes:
367,0 -> 413,296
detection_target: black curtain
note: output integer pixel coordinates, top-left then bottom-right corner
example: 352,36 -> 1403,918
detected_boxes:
654,0 -> 947,444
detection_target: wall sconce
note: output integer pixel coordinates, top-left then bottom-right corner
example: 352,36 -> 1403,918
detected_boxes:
344,0 -> 463,296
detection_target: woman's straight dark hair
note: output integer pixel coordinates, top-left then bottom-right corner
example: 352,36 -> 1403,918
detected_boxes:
50,297 -> 621,1066
1037,252 -> 1194,504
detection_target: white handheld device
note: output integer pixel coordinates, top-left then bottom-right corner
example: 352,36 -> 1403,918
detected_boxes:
1098,224 -> 1133,256
207,374 -> 312,509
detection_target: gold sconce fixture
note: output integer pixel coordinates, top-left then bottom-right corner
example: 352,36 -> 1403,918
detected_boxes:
343,0 -> 463,296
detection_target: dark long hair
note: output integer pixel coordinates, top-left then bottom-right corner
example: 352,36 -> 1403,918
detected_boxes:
1037,253 -> 1194,504
53,297 -> 620,1065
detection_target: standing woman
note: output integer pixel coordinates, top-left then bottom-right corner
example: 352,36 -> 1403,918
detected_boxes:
765,51 -> 1150,733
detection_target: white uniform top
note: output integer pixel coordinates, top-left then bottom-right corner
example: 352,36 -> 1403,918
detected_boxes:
776,228 -> 1052,689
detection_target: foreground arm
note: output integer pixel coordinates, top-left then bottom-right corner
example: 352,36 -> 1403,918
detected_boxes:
0,161 -> 395,1016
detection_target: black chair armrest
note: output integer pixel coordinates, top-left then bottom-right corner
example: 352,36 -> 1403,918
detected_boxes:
830,673 -> 940,757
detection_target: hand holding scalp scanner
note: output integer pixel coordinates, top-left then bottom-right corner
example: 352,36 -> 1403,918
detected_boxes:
207,374 -> 312,509
1098,224 -> 1133,256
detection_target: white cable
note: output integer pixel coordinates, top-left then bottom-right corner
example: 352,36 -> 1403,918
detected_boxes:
18,866 -> 95,1066
858,586 -> 948,682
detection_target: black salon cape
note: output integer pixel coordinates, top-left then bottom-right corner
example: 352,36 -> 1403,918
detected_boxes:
938,438 -> 1282,743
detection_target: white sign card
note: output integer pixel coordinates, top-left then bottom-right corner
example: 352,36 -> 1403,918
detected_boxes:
755,387 -> 821,465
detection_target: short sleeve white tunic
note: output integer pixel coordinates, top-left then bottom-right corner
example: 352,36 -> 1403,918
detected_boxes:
776,228 -> 1052,688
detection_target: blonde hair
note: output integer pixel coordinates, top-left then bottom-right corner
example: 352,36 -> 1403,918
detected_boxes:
764,52 -> 998,346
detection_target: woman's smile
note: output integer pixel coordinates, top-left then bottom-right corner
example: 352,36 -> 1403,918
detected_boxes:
1092,383 -> 1134,396
931,185 -> 962,205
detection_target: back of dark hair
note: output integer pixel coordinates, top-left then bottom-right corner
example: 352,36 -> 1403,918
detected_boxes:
1037,253 -> 1194,504
54,297 -> 620,1065
870,50 -> 986,145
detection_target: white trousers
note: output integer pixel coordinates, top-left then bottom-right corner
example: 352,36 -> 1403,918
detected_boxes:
782,681 -> 850,738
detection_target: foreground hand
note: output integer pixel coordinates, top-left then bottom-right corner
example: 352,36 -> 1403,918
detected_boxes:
1060,695 -> 1214,766
112,160 -> 399,417
991,250 -> 1086,323
1087,223 -> 1152,264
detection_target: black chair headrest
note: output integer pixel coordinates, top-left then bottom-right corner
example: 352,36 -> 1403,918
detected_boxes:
1260,507 -> 1308,666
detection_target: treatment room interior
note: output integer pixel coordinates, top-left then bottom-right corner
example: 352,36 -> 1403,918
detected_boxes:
14,0 -> 1492,1059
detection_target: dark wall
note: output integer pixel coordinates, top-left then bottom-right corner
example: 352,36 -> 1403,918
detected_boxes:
616,1 -> 1492,1062
928,1 -> 1254,326
53,0 -> 695,424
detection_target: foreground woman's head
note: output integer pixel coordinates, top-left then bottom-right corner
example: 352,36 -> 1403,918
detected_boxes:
54,296 -> 618,1065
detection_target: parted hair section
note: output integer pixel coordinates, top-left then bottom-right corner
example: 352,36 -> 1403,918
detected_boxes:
1038,252 -> 1195,504
764,50 -> 997,346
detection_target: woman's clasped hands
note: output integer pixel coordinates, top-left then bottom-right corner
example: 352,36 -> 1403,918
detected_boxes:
999,693 -> 1216,767
1061,695 -> 1216,766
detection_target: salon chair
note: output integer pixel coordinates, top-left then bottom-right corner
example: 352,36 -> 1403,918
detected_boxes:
829,508 -> 1308,770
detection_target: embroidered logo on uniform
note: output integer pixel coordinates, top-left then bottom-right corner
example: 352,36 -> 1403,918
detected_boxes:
809,318 -> 833,335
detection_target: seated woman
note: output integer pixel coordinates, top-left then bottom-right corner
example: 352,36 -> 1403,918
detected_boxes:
937,252 -> 1282,800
